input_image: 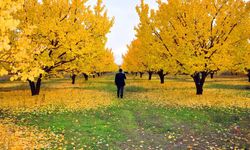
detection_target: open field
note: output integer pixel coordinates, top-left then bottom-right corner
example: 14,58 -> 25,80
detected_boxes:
0,74 -> 249,149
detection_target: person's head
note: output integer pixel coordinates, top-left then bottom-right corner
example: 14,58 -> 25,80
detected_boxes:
119,68 -> 123,73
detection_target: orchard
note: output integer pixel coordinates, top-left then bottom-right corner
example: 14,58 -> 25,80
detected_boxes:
0,0 -> 249,149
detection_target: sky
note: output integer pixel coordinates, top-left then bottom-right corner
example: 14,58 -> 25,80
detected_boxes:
87,0 -> 158,65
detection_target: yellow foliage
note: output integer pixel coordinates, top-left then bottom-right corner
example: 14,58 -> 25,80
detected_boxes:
126,0 -> 250,77
127,76 -> 250,108
0,0 -> 23,75
0,79 -> 115,148
0,87 -> 114,113
7,0 -> 114,82
1,76 -> 248,110
123,1 -> 172,74
0,75 -> 249,148
0,118 -> 64,149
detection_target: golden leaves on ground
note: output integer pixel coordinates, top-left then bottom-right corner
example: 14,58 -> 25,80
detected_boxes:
0,77 -> 249,111
0,89 -> 114,113
133,89 -> 250,108
0,119 -> 64,149
0,76 -> 249,149
0,82 -> 114,149
127,77 -> 250,108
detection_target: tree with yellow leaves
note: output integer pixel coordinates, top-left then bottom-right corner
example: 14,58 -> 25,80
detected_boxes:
57,1 -> 115,84
9,0 -> 113,95
122,39 -> 145,77
135,1 -> 180,83
230,40 -> 250,82
228,13 -> 250,82
66,48 -> 116,84
98,49 -> 117,74
0,0 -> 23,76
153,0 -> 249,94
134,2 -> 158,80
123,0 -> 180,83
133,0 -> 249,94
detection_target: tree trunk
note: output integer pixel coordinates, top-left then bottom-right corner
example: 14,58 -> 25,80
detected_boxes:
35,75 -> 42,95
192,72 -> 207,95
28,80 -> 36,96
83,73 -> 89,81
28,74 -> 42,96
71,74 -> 76,84
97,73 -> 100,77
135,72 -> 138,76
148,71 -> 153,80
158,69 -> 165,84
247,70 -> 250,82
139,72 -> 143,78
93,75 -> 95,78
210,72 -> 214,79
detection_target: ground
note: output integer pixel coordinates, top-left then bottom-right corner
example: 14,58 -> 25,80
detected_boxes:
0,74 -> 249,149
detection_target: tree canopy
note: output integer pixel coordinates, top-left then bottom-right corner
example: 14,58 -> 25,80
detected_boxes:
0,0 -> 116,95
123,0 -> 250,94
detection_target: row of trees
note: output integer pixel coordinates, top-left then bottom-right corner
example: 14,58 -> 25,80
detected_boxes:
0,0 -> 117,96
123,0 -> 250,95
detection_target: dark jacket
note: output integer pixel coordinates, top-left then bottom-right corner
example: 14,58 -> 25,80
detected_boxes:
115,72 -> 126,86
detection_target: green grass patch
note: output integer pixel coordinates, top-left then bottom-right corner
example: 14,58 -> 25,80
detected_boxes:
125,86 -> 148,92
1,75 -> 250,149
206,83 -> 250,90
8,100 -> 249,149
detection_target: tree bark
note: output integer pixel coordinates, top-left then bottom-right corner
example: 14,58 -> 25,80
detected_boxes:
157,69 -> 165,84
28,80 -> 36,96
35,75 -> 42,94
247,70 -> 250,82
28,74 -> 42,96
192,72 -> 207,95
148,71 -> 153,80
71,74 -> 76,84
210,72 -> 214,79
97,73 -> 100,77
83,73 -> 89,81
139,72 -> 143,78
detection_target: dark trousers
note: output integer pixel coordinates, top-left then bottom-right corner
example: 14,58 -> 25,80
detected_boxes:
117,86 -> 124,98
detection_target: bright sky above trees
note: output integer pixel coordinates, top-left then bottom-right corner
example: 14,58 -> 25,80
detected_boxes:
87,0 -> 159,65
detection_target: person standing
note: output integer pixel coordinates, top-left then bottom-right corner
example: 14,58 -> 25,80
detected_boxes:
115,69 -> 126,98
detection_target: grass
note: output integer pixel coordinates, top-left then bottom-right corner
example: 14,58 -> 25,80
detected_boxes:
0,74 -> 250,149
